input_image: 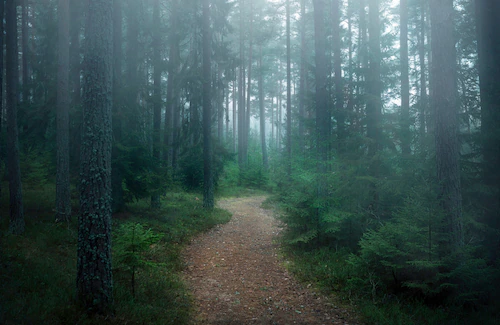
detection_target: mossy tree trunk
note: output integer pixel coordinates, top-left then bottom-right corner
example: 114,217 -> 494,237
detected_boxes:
76,0 -> 113,314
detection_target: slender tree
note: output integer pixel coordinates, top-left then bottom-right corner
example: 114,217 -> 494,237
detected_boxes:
258,46 -> 268,170
400,0 -> 411,155
429,0 -> 464,252
151,0 -> 162,208
70,0 -> 82,106
56,0 -> 71,222
202,0 -> 214,208
112,0 -> 124,212
76,0 -> 114,313
21,0 -> 29,103
418,1 -> 427,149
0,0 -> 4,200
332,0 -> 344,152
6,0 -> 25,235
285,0 -> 292,175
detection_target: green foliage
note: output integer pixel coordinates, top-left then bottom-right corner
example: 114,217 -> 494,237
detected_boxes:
113,142 -> 169,202
113,223 -> 163,299
178,142 -> 233,191
0,185 -> 231,324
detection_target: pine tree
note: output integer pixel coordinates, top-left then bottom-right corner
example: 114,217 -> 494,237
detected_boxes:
6,0 -> 25,235
76,0 -> 114,313
203,0 -> 214,208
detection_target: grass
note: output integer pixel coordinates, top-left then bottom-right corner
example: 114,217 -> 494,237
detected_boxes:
0,185 -> 231,325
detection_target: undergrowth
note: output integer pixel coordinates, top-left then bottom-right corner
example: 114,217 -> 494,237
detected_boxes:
0,186 -> 231,324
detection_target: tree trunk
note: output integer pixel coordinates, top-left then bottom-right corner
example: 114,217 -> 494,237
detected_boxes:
245,0 -> 253,167
238,0 -> 246,169
429,0 -> 464,253
418,1 -> 427,149
77,0 -> 113,313
258,47 -> 268,170
22,0 -> 29,103
298,0 -> 306,153
0,0 -> 5,200
475,0 -> 500,259
6,0 -> 25,235
400,0 -> 411,155
151,0 -> 162,208
70,0 -> 81,106
56,0 -> 71,222
332,0 -> 344,153
112,0 -> 124,212
202,0 -> 214,208
286,0 -> 292,176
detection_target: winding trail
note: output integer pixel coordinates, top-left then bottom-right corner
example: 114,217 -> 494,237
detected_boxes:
183,196 -> 358,324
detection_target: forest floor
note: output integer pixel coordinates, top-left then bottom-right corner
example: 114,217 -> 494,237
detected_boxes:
183,196 -> 360,325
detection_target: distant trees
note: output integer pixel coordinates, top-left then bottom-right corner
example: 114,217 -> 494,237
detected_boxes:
76,0 -> 113,313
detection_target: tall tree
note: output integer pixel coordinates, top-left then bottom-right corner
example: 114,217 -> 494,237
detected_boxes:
332,0 -> 344,152
298,0 -> 306,152
76,0 -> 113,313
418,1 -> 427,149
285,0 -> 292,176
56,0 -> 71,222
0,0 -> 4,200
429,0 -> 464,252
400,0 -> 411,155
245,0 -> 254,166
6,0 -> 25,235
202,0 -> 214,208
238,0 -> 246,169
151,0 -> 162,208
70,0 -> 82,106
21,0 -> 29,103
475,0 -> 500,259
112,0 -> 124,212
258,47 -> 268,170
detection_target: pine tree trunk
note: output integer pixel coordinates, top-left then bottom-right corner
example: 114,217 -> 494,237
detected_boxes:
112,0 -> 124,212
332,0 -> 344,152
475,0 -> 500,259
258,47 -> 268,170
418,1 -> 427,149
151,0 -> 162,208
6,0 -> 25,235
238,0 -> 246,170
429,0 -> 464,253
298,0 -> 306,153
70,0 -> 81,106
400,0 -> 411,155
0,0 -> 5,201
202,0 -> 214,209
286,0 -> 292,176
22,0 -> 29,103
56,0 -> 71,222
77,0 -> 113,313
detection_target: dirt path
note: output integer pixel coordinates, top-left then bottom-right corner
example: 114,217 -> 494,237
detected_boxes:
183,196 -> 357,324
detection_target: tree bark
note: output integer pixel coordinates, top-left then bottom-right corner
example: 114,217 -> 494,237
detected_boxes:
56,0 -> 71,222
77,0 -> 113,313
0,0 -> 5,200
418,1 -> 427,149
332,0 -> 344,153
286,0 -> 292,176
400,0 -> 411,155
22,0 -> 29,103
151,0 -> 162,208
6,0 -> 25,235
429,0 -> 464,252
258,47 -> 268,170
475,0 -> 500,259
202,0 -> 214,208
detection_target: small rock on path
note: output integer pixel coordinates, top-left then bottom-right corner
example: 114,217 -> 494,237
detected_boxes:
183,196 -> 358,324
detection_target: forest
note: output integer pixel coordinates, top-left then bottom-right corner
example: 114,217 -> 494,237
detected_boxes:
0,0 -> 499,324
